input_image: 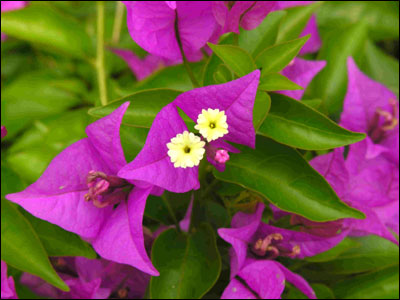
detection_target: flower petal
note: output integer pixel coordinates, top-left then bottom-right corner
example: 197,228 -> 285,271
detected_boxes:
86,102 -> 129,175
174,70 -> 260,148
218,203 -> 264,277
279,58 -> 326,100
92,187 -> 159,276
118,104 -> 200,193
238,259 -> 285,299
340,57 -> 398,134
221,278 -> 257,299
277,262 -> 316,299
6,139 -> 112,239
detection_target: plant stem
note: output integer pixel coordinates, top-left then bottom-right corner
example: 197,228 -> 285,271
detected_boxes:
96,1 -> 108,106
233,33 -> 239,46
111,1 -> 124,45
162,194 -> 180,232
174,10 -> 200,88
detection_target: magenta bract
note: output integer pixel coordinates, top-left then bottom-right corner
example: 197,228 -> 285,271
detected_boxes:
6,103 -> 159,276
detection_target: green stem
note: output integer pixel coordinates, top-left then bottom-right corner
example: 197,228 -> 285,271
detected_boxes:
111,1 -> 124,45
96,1 -> 108,106
174,10 -> 200,88
162,194 -> 180,232
233,33 -> 239,46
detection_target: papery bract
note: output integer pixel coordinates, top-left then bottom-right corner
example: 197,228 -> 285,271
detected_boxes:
340,57 -> 399,164
20,256 -> 150,299
123,1 -> 216,61
274,1 -> 321,55
218,203 -> 346,299
1,261 -> 18,299
1,126 -> 7,139
310,146 -> 399,244
212,1 -> 276,34
110,48 -> 165,81
118,70 -> 260,193
278,57 -> 326,100
6,103 -> 159,276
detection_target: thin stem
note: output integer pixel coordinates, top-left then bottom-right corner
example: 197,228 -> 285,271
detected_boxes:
162,194 -> 181,232
111,1 -> 124,45
96,1 -> 108,106
174,10 -> 200,88
233,33 -> 239,46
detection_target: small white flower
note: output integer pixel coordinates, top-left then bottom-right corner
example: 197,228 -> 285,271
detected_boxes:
167,131 -> 206,168
194,108 -> 228,142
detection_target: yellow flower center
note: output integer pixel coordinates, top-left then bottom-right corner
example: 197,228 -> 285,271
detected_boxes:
167,131 -> 206,168
194,109 -> 229,142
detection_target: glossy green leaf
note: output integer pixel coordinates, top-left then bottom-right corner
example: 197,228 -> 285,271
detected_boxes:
150,224 -> 221,299
213,136 -> 365,222
22,211 -> 96,258
88,89 -> 183,128
317,1 -> 399,41
1,3 -> 93,59
332,265 -> 399,299
285,283 -> 335,299
255,36 -> 310,73
202,34 -> 234,86
239,10 -> 287,57
207,43 -> 257,77
132,63 -> 203,92
120,125 -> 149,162
213,64 -> 233,84
277,2 -> 322,42
308,235 -> 399,274
257,93 -> 366,150
258,73 -> 303,91
1,72 -> 85,138
144,195 -> 172,224
361,39 -> 399,96
253,91 -> 271,131
1,199 -> 68,291
6,110 -> 90,183
307,22 -> 368,114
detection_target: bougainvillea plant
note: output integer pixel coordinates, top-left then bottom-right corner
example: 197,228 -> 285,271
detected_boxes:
1,1 -> 399,299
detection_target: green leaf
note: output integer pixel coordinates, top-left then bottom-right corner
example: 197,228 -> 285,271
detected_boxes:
306,237 -> 361,262
150,224 -> 221,299
307,235 -> 399,274
277,2 -> 322,43
22,211 -> 96,258
1,199 -> 68,291
6,109 -> 90,183
1,72 -> 85,138
120,125 -> 149,162
239,10 -> 287,57
133,62 -> 204,93
317,1 -> 399,41
307,22 -> 368,115
88,89 -> 183,129
202,34 -> 234,86
255,36 -> 310,73
144,195 -> 172,225
207,43 -> 257,77
1,3 -> 93,59
332,265 -> 399,299
361,39 -> 399,96
285,283 -> 335,299
253,91 -> 271,131
213,64 -> 233,84
213,136 -> 365,222
257,93 -> 366,150
258,73 -> 303,91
